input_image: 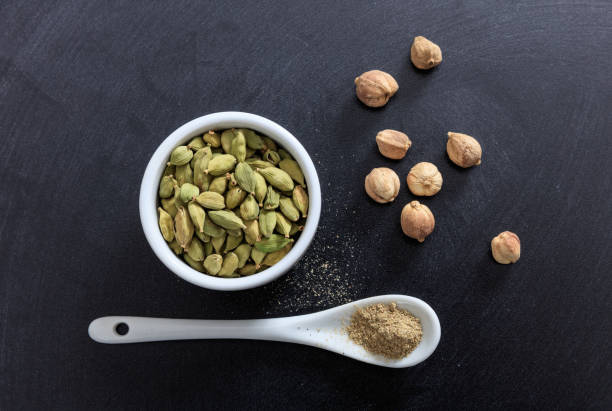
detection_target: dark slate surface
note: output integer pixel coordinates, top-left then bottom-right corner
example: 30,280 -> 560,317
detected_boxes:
1,1 -> 611,409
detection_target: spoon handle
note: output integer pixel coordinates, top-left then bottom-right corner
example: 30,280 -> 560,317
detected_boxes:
88,316 -> 293,344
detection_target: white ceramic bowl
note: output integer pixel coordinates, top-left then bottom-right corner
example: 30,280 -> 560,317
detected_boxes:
139,112 -> 321,291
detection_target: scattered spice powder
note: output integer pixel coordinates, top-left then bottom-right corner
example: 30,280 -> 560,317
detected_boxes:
347,302 -> 423,359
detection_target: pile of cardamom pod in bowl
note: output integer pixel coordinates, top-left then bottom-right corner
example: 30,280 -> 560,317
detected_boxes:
140,112 -> 321,291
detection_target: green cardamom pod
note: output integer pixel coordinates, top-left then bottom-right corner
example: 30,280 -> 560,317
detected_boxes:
253,172 -> 267,206
230,130 -> 247,162
254,234 -> 292,253
246,147 -> 256,158
192,146 -> 212,178
263,137 -> 277,152
262,243 -> 292,266
263,150 -> 281,165
279,196 -> 300,222
168,239 -> 183,255
169,146 -> 193,166
206,154 -> 236,176
187,136 -> 205,151
259,210 -> 276,238
218,252 -> 239,277
195,191 -> 225,210
203,217 -> 226,238
159,175 -> 174,198
184,254 -> 204,272
187,237 -> 205,262
234,244 -> 252,268
226,172 -> 237,187
211,233 -> 226,253
195,230 -> 210,243
226,228 -> 243,237
158,207 -> 175,242
264,186 -> 280,210
240,195 -> 260,221
224,231 -> 243,253
292,185 -> 309,218
161,197 -> 178,218
251,247 -> 266,267
203,130 -> 221,147
187,201 -> 206,233
179,183 -> 200,204
204,240 -> 213,256
240,128 -> 265,150
279,159 -> 305,186
244,219 -> 261,245
163,164 -> 175,176
225,187 -> 247,210
208,210 -> 246,230
246,158 -> 275,170
203,254 -> 223,275
175,163 -> 193,186
257,167 -> 294,192
239,264 -> 258,276
220,129 -> 237,154
275,212 -> 292,238
208,176 -> 227,194
278,149 -> 292,160
235,162 -> 257,194
174,206 -> 194,250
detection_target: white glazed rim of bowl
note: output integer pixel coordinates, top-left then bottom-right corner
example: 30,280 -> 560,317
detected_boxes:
139,112 -> 321,291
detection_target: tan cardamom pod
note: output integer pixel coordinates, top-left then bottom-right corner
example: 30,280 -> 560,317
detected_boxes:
225,187 -> 247,210
203,254 -> 223,275
375,129 -> 412,160
158,207 -> 174,242
187,201 -> 206,233
218,252 -> 239,277
354,70 -> 399,108
400,201 -> 435,242
174,206 -> 194,250
208,210 -> 246,230
410,36 -> 443,70
446,132 -> 482,168
279,196 -> 300,222
195,191 -> 225,210
244,219 -> 261,245
292,186 -> 309,218
406,162 -> 443,196
278,159 -> 305,186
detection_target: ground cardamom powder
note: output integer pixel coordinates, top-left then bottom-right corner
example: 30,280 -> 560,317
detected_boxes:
346,302 -> 423,359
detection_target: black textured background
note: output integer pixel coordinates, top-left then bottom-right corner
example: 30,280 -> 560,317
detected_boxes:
1,1 -> 611,409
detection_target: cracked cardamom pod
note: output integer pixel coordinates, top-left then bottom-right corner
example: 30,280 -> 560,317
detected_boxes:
158,207 -> 174,242
263,150 -> 281,165
264,186 -> 280,210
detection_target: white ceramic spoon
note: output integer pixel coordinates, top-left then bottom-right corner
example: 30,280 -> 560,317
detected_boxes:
88,294 -> 441,368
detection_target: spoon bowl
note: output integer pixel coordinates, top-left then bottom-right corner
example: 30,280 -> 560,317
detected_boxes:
88,295 -> 441,368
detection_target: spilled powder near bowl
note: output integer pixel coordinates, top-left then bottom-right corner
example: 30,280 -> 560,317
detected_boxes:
346,302 -> 423,359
